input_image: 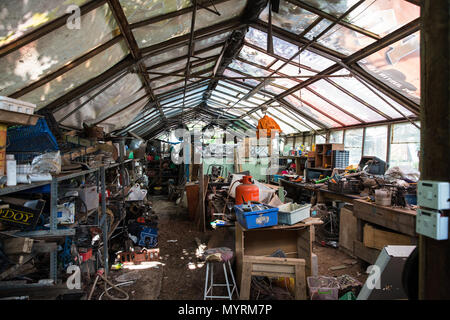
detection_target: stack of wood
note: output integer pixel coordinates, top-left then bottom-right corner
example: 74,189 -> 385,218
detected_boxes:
0,238 -> 56,281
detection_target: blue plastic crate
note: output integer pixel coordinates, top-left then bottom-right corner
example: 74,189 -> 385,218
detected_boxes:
7,118 -> 59,161
138,227 -> 158,248
235,204 -> 278,229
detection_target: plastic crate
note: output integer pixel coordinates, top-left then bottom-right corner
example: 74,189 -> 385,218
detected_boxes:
307,276 -> 340,300
277,203 -> 311,225
0,96 -> 36,115
235,204 -> 278,229
6,118 -> 59,160
327,179 -> 360,194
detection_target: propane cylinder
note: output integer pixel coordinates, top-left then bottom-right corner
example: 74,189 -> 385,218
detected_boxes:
235,175 -> 259,205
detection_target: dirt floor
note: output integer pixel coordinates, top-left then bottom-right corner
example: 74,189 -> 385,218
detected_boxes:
98,196 -> 368,300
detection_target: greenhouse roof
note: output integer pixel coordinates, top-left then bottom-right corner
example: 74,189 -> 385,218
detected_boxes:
0,0 -> 420,139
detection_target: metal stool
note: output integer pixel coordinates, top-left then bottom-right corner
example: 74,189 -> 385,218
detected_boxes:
203,247 -> 239,300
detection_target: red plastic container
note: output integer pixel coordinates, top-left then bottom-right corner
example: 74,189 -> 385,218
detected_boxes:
235,175 -> 259,205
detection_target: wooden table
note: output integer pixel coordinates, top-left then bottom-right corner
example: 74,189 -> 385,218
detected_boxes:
235,217 -> 322,285
352,199 -> 417,264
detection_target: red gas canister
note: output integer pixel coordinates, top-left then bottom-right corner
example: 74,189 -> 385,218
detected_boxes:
235,175 -> 259,205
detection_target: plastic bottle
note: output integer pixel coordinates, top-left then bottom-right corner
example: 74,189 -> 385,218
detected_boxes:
6,154 -> 17,186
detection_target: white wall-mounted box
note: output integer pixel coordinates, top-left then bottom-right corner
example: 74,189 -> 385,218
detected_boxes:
417,180 -> 450,210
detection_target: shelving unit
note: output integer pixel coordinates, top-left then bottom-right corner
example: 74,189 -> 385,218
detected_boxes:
0,138 -> 133,282
314,143 -> 344,169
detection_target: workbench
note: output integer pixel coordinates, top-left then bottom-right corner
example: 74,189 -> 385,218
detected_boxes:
235,217 -> 322,286
352,199 -> 417,264
317,187 -> 366,204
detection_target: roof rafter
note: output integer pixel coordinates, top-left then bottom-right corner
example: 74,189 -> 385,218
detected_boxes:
107,0 -> 166,120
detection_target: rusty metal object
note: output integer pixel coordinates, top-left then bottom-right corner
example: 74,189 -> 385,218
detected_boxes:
117,248 -> 160,265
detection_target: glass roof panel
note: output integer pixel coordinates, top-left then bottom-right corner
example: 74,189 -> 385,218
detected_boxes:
304,19 -> 333,40
218,81 -> 250,94
357,31 -> 420,104
54,72 -> 143,129
0,0 -> 90,47
150,58 -> 187,73
307,79 -> 386,122
194,46 -> 223,59
0,3 -> 119,97
120,0 -> 191,24
239,45 -> 275,67
143,46 -> 188,68
229,60 -> 271,77
329,70 -> 414,118
300,0 -> 361,17
153,81 -> 186,95
195,31 -> 231,51
223,69 -> 260,87
344,0 -> 420,37
298,88 -> 361,126
259,0 -> 319,35
315,24 -> 377,55
133,12 -> 192,48
284,94 -> 341,128
191,61 -> 216,74
276,63 -> 316,77
244,27 -> 268,51
268,107 -> 309,132
194,0 -> 246,31
19,41 -> 129,109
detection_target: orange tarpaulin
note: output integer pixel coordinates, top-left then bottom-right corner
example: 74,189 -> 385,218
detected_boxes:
257,115 -> 282,138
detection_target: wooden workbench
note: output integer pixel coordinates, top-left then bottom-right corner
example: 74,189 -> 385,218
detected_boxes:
317,187 -> 366,204
352,199 -> 417,264
235,217 -> 322,285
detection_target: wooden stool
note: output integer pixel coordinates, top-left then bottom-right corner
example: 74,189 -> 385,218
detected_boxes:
240,255 -> 307,300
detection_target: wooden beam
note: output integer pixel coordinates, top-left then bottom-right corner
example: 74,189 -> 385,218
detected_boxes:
107,0 -> 165,119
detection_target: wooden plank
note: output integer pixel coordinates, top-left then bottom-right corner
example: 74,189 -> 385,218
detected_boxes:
3,238 -> 34,255
239,260 -> 252,300
354,199 -> 416,236
32,242 -> 57,253
353,240 -> 380,265
339,206 -> 357,254
0,110 -> 41,126
363,224 -> 416,251
295,263 -> 307,300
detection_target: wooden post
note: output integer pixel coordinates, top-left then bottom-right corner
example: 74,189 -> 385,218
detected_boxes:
419,0 -> 450,300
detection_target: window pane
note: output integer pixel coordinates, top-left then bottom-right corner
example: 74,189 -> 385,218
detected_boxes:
391,122 -> 420,144
330,130 -> 343,143
344,128 -> 363,165
363,125 -> 388,161
389,143 -> 419,169
315,134 -> 326,144
389,122 -> 420,169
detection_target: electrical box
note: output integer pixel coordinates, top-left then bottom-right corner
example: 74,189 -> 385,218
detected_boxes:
416,208 -> 449,240
417,180 -> 450,210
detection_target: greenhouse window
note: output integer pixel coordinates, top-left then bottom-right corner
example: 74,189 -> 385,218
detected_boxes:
363,125 -> 388,161
389,122 -> 420,169
344,128 -> 363,165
